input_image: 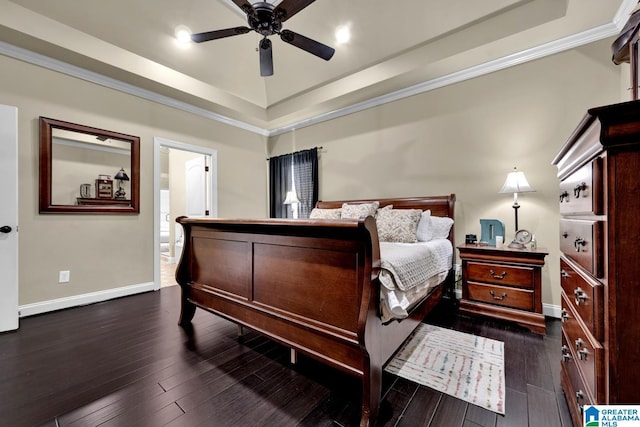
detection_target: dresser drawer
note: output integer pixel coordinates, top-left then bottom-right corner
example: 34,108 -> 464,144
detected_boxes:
559,219 -> 603,278
561,333 -> 594,421
466,282 -> 533,311
561,293 -> 604,402
560,257 -> 603,341
465,261 -> 535,289
559,159 -> 603,215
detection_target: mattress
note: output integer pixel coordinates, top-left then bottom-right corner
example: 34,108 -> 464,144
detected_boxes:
378,239 -> 453,322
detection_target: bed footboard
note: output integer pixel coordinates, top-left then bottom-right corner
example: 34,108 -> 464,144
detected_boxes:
175,194 -> 455,426
176,216 -> 385,424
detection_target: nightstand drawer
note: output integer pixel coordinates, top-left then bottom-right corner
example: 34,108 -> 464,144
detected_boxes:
560,257 -> 603,340
466,261 -> 534,289
559,159 -> 603,215
466,282 -> 534,311
559,219 -> 603,278
561,292 -> 603,402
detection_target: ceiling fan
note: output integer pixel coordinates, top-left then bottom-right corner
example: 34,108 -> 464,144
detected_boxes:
190,0 -> 335,77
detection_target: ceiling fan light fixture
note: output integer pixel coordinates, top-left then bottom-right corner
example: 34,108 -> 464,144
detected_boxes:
174,25 -> 193,46
190,0 -> 335,75
335,25 -> 351,45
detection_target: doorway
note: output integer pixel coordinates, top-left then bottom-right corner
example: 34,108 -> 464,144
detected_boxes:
153,137 -> 217,289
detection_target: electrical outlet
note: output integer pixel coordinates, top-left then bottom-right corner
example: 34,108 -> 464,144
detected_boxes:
58,270 -> 70,283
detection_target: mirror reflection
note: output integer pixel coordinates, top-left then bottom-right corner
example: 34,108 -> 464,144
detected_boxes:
39,117 -> 140,214
51,128 -> 131,205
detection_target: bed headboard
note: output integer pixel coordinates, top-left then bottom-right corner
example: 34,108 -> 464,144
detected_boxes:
316,194 -> 457,249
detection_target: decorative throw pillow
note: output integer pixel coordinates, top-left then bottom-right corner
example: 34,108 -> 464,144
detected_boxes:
309,208 -> 342,219
341,201 -> 380,219
376,204 -> 393,217
430,216 -> 454,240
416,209 -> 432,242
375,208 -> 422,243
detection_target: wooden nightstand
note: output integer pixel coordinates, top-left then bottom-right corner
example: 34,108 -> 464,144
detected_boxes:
457,244 -> 548,335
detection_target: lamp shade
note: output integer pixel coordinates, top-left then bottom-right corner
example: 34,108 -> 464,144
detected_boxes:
499,168 -> 534,194
114,168 -> 129,181
283,191 -> 300,205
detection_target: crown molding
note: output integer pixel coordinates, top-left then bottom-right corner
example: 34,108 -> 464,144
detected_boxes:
268,22 -> 621,136
0,40 -> 269,136
0,5 -> 630,137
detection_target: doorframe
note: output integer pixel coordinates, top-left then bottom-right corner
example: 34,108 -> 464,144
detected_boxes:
153,137 -> 218,290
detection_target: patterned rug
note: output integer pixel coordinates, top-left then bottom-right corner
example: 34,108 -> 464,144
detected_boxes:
385,323 -> 505,414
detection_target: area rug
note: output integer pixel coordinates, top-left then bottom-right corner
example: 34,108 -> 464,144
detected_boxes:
385,323 -> 505,414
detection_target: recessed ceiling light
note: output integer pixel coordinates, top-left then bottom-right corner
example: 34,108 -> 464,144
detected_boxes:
174,25 -> 192,47
335,25 -> 351,45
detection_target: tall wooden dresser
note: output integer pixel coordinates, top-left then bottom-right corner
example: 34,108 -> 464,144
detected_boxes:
552,100 -> 640,426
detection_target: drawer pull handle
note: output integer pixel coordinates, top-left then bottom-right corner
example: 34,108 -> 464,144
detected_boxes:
489,290 -> 507,300
561,309 -> 569,322
576,390 -> 585,415
574,182 -> 587,198
560,191 -> 569,203
575,337 -> 584,349
574,287 -> 587,305
560,269 -> 570,279
578,348 -> 589,361
488,269 -> 507,280
561,345 -> 571,362
574,237 -> 586,252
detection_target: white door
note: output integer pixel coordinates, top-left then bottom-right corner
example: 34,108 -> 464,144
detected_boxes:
185,156 -> 208,217
0,105 -> 19,332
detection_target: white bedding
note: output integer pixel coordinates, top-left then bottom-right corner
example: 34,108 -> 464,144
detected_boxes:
379,239 -> 453,322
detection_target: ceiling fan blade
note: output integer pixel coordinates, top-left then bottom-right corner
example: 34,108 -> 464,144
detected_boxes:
259,38 -> 274,77
273,0 -> 316,22
279,29 -> 335,61
191,27 -> 251,43
231,0 -> 256,16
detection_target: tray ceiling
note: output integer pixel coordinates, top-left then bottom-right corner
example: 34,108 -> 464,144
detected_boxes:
0,0 -> 635,134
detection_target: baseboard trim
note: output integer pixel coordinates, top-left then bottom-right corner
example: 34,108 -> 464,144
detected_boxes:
543,303 -> 561,319
18,282 -> 157,318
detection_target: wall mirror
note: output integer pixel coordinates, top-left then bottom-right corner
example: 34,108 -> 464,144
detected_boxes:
39,117 -> 140,214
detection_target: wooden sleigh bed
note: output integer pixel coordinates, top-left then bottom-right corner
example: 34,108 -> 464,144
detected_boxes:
175,194 -> 456,426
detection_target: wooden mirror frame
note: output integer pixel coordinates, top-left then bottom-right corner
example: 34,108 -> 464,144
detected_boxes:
39,117 -> 140,214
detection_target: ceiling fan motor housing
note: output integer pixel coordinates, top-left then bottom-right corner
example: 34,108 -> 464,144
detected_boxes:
249,2 -> 282,36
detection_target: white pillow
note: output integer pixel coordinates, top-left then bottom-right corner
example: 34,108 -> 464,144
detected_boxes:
375,208 -> 422,243
309,208 -> 342,219
341,201 -> 380,219
416,209 -> 432,242
430,216 -> 454,240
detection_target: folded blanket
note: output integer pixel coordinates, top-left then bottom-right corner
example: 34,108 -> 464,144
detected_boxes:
379,240 -> 451,292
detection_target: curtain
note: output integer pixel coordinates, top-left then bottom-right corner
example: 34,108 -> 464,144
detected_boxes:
268,153 -> 292,218
293,148 -> 318,218
268,148 -> 318,218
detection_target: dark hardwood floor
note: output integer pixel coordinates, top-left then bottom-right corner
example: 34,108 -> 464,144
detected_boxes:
0,286 -> 571,426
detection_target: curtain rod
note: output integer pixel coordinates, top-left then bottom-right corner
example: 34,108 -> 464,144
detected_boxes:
266,146 -> 323,161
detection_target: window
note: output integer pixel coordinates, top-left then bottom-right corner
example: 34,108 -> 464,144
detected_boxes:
269,148 -> 318,218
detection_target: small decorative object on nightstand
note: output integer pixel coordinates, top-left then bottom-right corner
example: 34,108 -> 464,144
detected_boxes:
458,244 -> 547,335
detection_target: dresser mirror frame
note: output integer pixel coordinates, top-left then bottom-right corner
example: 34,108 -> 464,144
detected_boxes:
39,117 -> 140,214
